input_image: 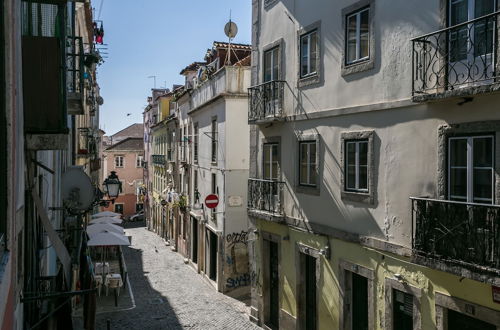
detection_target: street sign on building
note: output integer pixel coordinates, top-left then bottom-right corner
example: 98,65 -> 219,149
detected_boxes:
205,194 -> 219,209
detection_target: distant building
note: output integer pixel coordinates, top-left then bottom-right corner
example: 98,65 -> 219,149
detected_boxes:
102,127 -> 144,217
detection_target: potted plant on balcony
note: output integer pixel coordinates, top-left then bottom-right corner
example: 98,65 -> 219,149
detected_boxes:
176,194 -> 188,213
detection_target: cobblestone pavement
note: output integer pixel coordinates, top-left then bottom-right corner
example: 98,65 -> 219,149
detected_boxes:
94,222 -> 261,330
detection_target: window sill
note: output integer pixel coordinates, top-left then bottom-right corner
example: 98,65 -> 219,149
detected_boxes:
341,58 -> 374,76
296,184 -> 320,196
341,190 -> 373,204
298,73 -> 320,88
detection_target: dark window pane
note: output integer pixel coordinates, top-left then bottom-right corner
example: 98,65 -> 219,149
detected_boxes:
450,168 -> 467,199
473,137 -> 493,167
449,138 -> 467,166
473,169 -> 493,201
310,164 -> 317,185
475,0 -> 495,17
360,9 -> 369,59
359,165 -> 368,190
300,143 -> 308,163
359,141 -> 368,166
310,31 -> 317,73
450,0 -> 468,25
300,164 -> 308,184
301,36 -> 309,76
264,50 -> 272,82
347,15 -> 357,62
347,142 -> 356,165
347,165 -> 356,189
273,48 -> 279,80
352,273 -> 368,330
309,143 -> 316,165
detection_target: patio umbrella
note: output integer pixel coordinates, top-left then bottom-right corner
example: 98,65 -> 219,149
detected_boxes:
89,217 -> 123,225
87,223 -> 124,237
92,211 -> 121,218
87,231 -> 130,246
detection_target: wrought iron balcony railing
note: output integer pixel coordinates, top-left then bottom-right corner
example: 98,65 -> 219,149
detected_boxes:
152,154 -> 166,166
412,11 -> 500,99
248,178 -> 284,215
248,80 -> 285,123
411,197 -> 500,272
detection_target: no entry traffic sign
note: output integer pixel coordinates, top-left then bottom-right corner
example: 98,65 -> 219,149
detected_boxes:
205,194 -> 219,209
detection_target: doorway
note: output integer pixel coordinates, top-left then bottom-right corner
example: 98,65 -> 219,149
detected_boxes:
304,253 -> 317,330
266,240 -> 279,329
209,230 -> 217,281
191,217 -> 198,264
393,289 -> 413,330
448,309 -> 496,330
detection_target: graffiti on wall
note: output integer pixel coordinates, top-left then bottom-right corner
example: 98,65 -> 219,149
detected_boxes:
226,271 -> 258,289
224,230 -> 250,290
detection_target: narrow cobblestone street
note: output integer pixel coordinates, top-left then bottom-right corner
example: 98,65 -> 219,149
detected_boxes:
94,222 -> 260,330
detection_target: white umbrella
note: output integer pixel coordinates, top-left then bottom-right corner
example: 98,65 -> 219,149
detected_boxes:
89,217 -> 123,225
87,223 -> 124,237
92,211 -> 121,218
87,231 -> 130,246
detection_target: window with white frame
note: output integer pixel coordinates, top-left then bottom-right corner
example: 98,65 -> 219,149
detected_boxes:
136,155 -> 143,168
211,118 -> 217,163
264,47 -> 279,82
194,123 -> 199,163
300,30 -> 318,77
346,7 -> 370,64
345,140 -> 368,192
263,143 -> 280,180
299,141 -> 317,186
115,155 -> 124,168
448,135 -> 494,203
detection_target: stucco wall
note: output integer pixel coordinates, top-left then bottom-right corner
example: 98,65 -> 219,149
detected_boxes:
257,0 -> 441,115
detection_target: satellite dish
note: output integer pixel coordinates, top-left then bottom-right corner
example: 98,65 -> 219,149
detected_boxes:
62,166 -> 95,212
224,21 -> 238,39
96,96 -> 104,105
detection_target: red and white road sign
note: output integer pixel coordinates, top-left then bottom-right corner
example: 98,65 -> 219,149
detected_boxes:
205,194 -> 219,209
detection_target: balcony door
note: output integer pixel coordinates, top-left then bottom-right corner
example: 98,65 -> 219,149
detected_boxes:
448,0 -> 497,86
448,135 -> 494,203
263,47 -> 280,117
263,143 -> 280,212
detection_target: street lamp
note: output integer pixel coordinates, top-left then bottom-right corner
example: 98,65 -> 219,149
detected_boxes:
103,171 -> 122,201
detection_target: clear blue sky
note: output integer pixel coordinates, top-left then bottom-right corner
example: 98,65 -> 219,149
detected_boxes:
95,0 -> 251,135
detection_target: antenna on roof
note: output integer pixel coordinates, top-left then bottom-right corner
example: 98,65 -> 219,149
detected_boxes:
224,10 -> 239,66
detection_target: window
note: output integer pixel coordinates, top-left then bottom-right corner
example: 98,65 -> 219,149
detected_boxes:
449,0 -> 495,62
346,7 -> 370,64
114,204 -> 124,214
263,143 -> 280,180
340,260 -> 375,330
211,173 -> 217,194
300,30 -> 318,77
194,123 -> 199,163
115,155 -> 124,168
448,135 -> 494,203
211,118 -> 217,163
393,289 -> 414,330
345,140 -> 368,192
384,277 -> 421,330
136,155 -> 143,168
264,47 -> 279,82
299,141 -> 317,186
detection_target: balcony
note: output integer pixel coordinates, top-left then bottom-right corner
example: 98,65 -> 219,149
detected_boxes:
247,179 -> 284,219
248,81 -> 285,123
22,0 -> 68,143
67,36 -> 84,115
152,155 -> 166,166
411,197 -> 500,279
412,11 -> 500,102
